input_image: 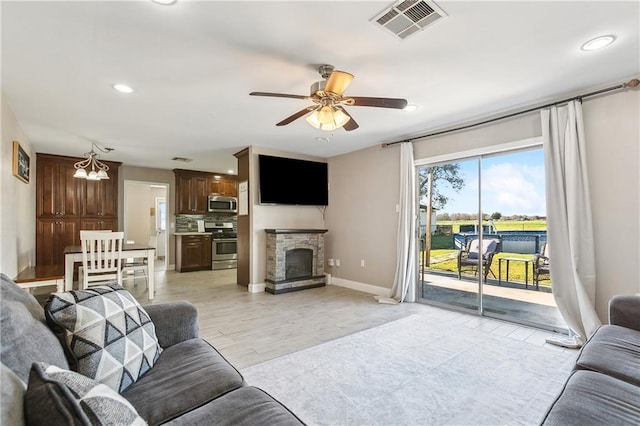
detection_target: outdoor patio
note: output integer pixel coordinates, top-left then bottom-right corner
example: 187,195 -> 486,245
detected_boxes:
420,271 -> 567,332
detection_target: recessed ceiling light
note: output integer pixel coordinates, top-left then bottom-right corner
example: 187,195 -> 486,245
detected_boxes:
152,0 -> 177,5
112,84 -> 134,93
581,35 -> 616,51
403,104 -> 419,112
227,169 -> 235,174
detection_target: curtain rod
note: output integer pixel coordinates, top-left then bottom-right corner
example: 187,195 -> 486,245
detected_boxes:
381,77 -> 639,148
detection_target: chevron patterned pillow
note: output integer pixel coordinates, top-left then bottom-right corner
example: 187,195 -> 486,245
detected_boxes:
45,284 -> 162,393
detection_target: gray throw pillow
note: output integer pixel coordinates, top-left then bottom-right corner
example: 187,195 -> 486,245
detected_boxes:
25,362 -> 146,426
1,363 -> 26,426
45,284 -> 162,393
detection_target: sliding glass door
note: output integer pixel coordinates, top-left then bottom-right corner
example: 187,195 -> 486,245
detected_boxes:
419,158 -> 480,313
417,146 -> 565,332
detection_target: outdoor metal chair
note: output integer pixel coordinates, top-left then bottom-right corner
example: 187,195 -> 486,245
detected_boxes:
457,237 -> 500,282
534,242 -> 550,286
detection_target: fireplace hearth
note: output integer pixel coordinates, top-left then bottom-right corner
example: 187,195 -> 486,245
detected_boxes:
265,229 -> 328,294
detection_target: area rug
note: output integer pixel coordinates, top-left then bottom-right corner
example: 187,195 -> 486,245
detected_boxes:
241,313 -> 577,426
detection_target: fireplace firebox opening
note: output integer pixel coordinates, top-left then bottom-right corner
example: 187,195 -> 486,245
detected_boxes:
285,248 -> 313,280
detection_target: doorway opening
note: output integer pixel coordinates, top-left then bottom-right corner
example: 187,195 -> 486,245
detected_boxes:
123,180 -> 170,272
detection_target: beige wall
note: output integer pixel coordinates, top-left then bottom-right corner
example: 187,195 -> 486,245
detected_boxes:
325,145 -> 400,289
582,90 -> 640,317
119,166 -> 175,266
326,89 -> 640,321
1,95 -> 36,277
248,146 -> 326,285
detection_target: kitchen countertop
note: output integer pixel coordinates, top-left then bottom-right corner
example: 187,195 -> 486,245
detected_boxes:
173,232 -> 213,236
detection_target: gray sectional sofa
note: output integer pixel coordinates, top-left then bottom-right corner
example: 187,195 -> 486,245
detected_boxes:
0,274 -> 304,425
540,294 -> 640,425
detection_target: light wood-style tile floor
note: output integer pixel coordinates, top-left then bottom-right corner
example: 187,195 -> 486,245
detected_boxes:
119,269 -> 573,370
122,270 -> 428,369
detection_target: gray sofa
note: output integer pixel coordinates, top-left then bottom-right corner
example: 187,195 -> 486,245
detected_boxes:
0,273 -> 304,425
540,294 -> 640,425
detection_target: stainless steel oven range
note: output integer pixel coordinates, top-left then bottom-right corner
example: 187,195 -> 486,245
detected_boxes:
204,221 -> 237,270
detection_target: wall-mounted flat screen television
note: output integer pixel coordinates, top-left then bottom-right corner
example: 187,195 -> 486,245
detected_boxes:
258,154 -> 328,206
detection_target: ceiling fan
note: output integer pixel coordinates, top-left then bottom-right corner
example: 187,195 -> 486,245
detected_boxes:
249,64 -> 408,131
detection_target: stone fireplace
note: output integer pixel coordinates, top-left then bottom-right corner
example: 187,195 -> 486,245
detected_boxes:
265,229 -> 328,294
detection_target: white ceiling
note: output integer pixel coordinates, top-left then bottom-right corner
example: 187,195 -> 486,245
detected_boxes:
2,1 -> 638,174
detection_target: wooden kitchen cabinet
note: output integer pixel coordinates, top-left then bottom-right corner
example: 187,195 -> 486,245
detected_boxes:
80,219 -> 118,232
209,176 -> 238,197
36,156 -> 81,218
36,153 -> 121,267
174,170 -> 210,214
36,219 -> 80,267
175,234 -> 212,272
82,176 -> 118,218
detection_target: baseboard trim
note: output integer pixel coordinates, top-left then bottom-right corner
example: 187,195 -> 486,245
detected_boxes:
330,277 -> 392,297
248,282 -> 266,293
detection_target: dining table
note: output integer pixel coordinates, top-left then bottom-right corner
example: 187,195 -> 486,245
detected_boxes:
63,243 -> 155,300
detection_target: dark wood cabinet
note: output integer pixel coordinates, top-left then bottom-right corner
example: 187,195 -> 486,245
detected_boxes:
80,219 -> 118,232
36,157 -> 81,218
175,234 -> 212,272
36,219 -> 80,266
82,178 -> 118,218
209,176 -> 238,197
36,153 -> 121,267
174,171 -> 209,214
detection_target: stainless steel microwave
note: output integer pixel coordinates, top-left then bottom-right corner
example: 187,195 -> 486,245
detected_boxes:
207,195 -> 237,213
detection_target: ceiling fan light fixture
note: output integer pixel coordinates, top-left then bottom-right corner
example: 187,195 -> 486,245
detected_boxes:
317,106 -> 335,125
305,106 -> 351,131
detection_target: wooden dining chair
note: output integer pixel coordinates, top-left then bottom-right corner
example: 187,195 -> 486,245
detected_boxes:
79,230 -> 124,289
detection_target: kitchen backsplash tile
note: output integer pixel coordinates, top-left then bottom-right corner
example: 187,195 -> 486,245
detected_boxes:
176,213 -> 236,232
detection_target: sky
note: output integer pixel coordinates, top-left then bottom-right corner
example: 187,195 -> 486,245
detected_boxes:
425,149 -> 546,217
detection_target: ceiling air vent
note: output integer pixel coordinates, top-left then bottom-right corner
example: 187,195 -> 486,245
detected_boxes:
171,157 -> 193,163
372,0 -> 447,40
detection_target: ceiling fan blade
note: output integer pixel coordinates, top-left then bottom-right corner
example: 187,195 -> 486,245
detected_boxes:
335,106 -> 359,131
324,71 -> 354,95
250,92 -> 308,100
348,96 -> 408,109
275,106 -> 316,126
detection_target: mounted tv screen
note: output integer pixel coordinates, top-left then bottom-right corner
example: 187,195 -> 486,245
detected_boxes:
258,154 -> 328,206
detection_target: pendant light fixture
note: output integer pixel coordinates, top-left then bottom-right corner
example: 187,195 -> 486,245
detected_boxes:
73,143 -> 114,180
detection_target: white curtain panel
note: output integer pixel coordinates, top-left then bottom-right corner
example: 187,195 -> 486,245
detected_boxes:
390,142 -> 417,302
541,100 -> 601,346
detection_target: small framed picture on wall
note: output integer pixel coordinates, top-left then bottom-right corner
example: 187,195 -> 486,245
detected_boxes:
12,141 -> 30,183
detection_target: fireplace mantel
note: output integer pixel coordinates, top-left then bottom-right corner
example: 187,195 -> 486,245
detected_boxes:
265,229 -> 327,294
265,229 -> 328,234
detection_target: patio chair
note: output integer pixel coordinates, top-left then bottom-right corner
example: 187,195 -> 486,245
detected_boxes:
534,242 -> 550,286
457,237 -> 500,282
